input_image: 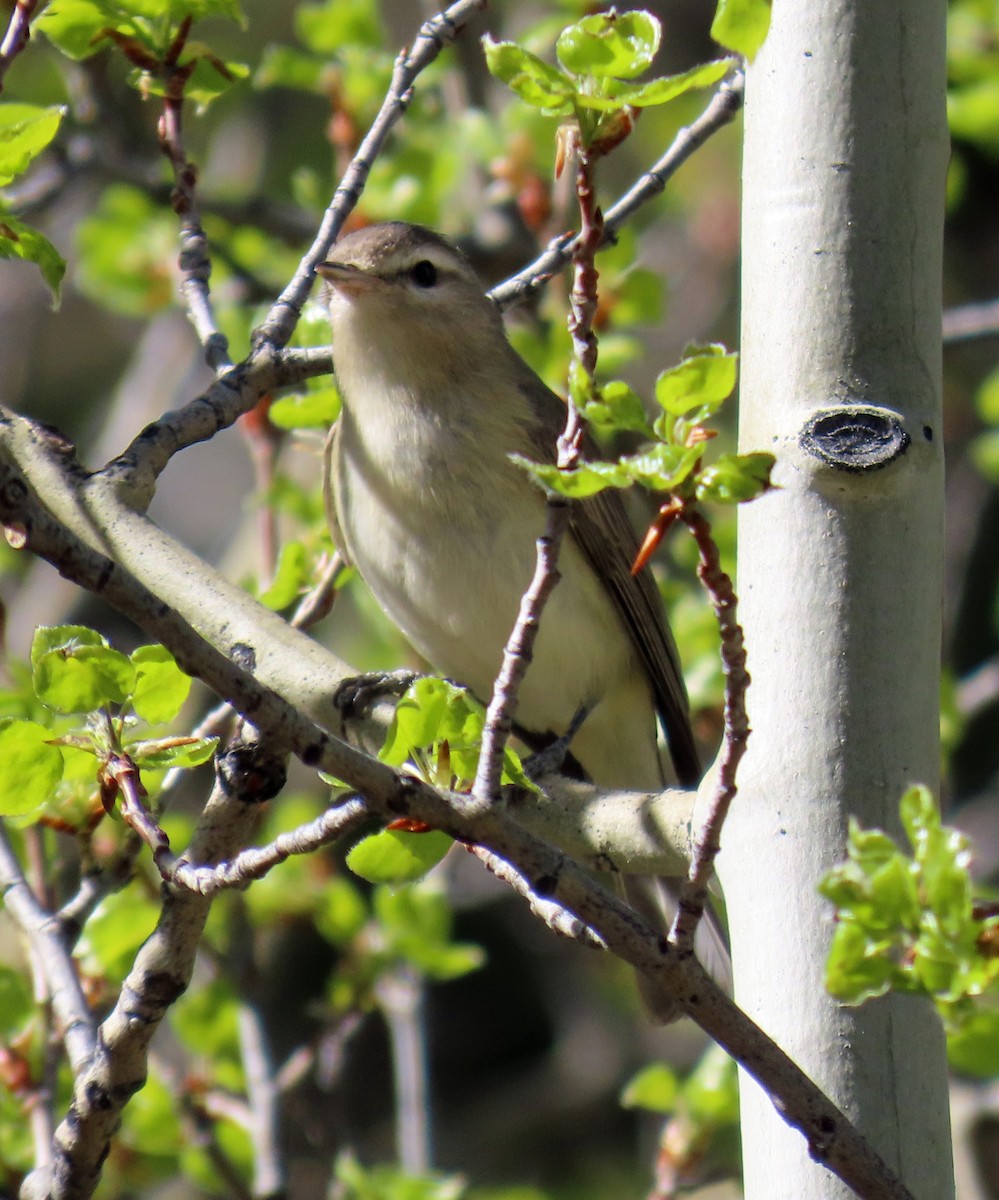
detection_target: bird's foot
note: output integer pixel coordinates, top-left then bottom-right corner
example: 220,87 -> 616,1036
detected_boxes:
522,705 -> 591,781
333,669 -> 418,718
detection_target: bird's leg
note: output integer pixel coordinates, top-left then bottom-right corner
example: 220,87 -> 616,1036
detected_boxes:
332,669 -> 419,718
521,704 -> 592,781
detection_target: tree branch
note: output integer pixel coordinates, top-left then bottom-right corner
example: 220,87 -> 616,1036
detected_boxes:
0,824 -> 96,1077
488,70 -> 745,311
0,0 -> 39,92
0,405 -> 918,1200
253,0 -> 489,351
670,506 -> 749,953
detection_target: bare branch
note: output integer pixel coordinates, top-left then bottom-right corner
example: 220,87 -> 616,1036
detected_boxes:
943,297 -> 999,343
670,506 -> 749,954
20,742 -> 281,1200
167,796 -> 367,896
0,0 -> 39,92
254,0 -> 489,351
153,18 -> 231,373
472,133 -> 604,803
376,967 -> 433,1174
488,70 -> 745,311
0,824 -> 96,1076
237,1001 -> 285,1198
464,842 -> 605,947
0,408 -> 918,1199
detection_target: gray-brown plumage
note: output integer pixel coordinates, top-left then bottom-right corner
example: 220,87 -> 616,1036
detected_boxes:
319,222 -> 698,793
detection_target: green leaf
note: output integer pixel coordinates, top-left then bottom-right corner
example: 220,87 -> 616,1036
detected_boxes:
0,721 -> 65,815
684,1044 -> 740,1124
619,443 -> 704,491
80,883 -> 159,980
259,541 -> 309,611
134,52 -> 250,110
0,217 -> 66,305
130,644 -> 191,724
482,36 -> 576,114
975,363 -> 999,425
600,58 -> 733,109
334,1151 -> 467,1200
581,380 -> 653,435
268,386 -> 341,430
825,920 -> 899,1004
378,676 -> 531,791
31,626 -> 135,714
556,11 -> 660,80
620,1062 -> 678,1113
380,677 -> 465,767
35,0 -> 109,60
511,453 -> 628,498
172,977 -> 242,1063
255,44 -> 327,91
128,735 -> 217,769
654,345 -> 738,416
970,429 -> 999,485
0,104 -> 65,186
711,0 -> 772,61
694,452 -> 774,504
347,828 -> 453,885
295,0 -> 382,54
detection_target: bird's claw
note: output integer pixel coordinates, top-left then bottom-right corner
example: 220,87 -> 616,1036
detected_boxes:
333,669 -> 418,718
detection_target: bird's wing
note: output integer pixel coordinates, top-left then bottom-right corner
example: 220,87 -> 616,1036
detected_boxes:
520,377 -> 700,788
322,422 -> 351,566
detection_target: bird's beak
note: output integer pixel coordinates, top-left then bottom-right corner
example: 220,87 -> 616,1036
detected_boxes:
316,261 -> 378,295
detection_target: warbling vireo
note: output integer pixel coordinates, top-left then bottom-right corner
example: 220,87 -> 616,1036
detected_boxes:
318,221 -> 698,794
318,224 -> 721,997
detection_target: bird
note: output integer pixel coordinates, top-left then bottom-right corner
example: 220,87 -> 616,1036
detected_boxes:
317,222 -> 720,1006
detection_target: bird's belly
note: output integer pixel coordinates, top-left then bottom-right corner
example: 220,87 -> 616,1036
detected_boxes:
335,446 -> 644,749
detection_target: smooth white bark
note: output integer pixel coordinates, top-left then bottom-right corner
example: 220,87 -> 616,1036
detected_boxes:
724,1 -> 954,1197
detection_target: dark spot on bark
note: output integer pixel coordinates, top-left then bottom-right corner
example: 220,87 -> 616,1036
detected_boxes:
218,744 -> 286,803
800,406 -> 910,472
533,872 -> 558,897
84,1081 -> 113,1111
301,742 -> 324,767
230,642 -> 257,671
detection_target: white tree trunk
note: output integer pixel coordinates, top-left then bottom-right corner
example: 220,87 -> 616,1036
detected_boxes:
721,1 -> 954,1197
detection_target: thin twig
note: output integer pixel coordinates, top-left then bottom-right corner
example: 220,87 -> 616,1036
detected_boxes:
155,21 -> 231,373
237,1001 -> 285,1198
943,297 -> 999,343
0,0 -> 39,92
254,0 -> 489,351
167,796 -> 368,895
376,967 -> 433,1174
0,825 -> 96,1075
290,550 -> 344,631
488,70 -> 745,311
464,842 -> 605,947
669,506 -> 749,954
471,137 -> 602,804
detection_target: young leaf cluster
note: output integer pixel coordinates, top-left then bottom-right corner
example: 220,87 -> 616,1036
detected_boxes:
484,10 -> 731,151
0,624 -> 214,820
514,344 -> 773,508
346,678 -> 536,888
821,784 -> 999,1075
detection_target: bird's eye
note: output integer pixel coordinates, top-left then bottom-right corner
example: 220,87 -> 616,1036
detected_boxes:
409,260 -> 438,288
